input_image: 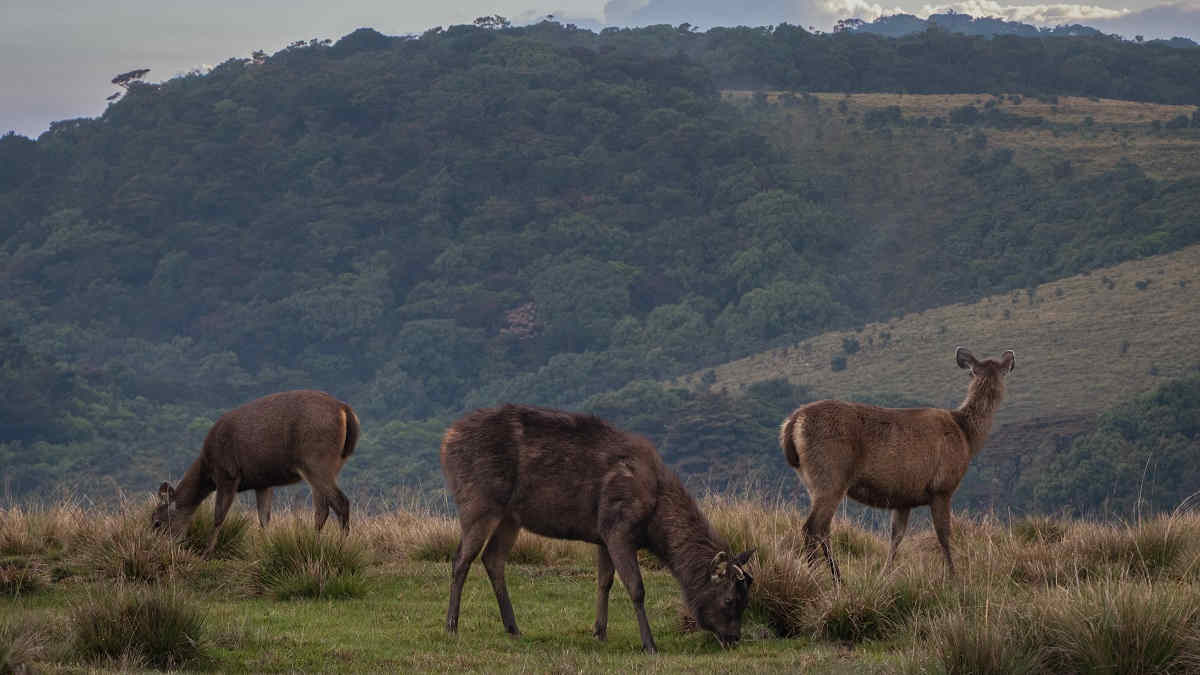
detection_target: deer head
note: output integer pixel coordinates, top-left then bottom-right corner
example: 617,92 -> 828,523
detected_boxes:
151,481 -> 178,532
691,549 -> 756,647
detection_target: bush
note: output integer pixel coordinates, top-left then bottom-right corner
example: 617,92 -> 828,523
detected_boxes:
831,355 -> 847,372
70,584 -> 205,670
254,524 -> 368,599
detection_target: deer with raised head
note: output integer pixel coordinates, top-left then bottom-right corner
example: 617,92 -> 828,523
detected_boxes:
151,390 -> 359,555
441,404 -> 756,653
779,347 -> 1014,582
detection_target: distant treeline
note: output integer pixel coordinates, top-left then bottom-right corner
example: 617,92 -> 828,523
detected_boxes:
511,21 -> 1200,104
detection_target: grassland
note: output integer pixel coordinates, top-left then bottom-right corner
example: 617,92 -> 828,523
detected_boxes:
4,496 -> 1200,672
727,91 -> 1200,181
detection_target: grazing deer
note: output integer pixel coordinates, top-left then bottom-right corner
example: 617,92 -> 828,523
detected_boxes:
779,347 -> 1014,582
151,390 -> 359,555
441,404 -> 755,653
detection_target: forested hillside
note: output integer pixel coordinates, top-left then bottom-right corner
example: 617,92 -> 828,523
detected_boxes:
2,23 -> 1198,506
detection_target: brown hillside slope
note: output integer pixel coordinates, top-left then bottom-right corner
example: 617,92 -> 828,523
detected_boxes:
678,244 -> 1200,503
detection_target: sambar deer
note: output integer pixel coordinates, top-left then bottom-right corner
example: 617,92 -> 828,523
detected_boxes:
151,390 -> 359,555
779,347 -> 1014,581
441,404 -> 756,653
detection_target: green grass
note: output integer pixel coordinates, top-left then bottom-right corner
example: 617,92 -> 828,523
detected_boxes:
3,500 -> 1200,672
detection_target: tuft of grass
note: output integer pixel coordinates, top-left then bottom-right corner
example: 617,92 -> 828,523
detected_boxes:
182,508 -> 252,559
0,559 -> 49,596
403,516 -> 461,563
72,508 -> 193,582
1011,515 -> 1067,544
1036,581 -> 1200,674
915,607 -> 1047,675
0,504 -> 81,557
809,572 -> 938,643
254,524 -> 368,600
70,583 -> 206,670
1,614 -> 57,673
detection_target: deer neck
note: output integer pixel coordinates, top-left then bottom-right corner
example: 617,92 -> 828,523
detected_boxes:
955,377 -> 1005,457
647,481 -> 727,601
172,457 -> 215,524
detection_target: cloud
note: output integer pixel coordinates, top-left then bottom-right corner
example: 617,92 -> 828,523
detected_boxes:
917,1 -> 1131,23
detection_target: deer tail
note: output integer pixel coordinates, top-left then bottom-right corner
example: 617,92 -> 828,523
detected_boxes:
341,405 -> 360,458
779,411 -> 801,468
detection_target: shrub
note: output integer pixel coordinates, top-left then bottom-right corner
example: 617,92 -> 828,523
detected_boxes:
70,584 -> 205,670
254,524 -> 368,599
831,355 -> 847,372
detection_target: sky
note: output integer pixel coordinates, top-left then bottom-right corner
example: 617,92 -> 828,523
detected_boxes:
3,0 -> 1198,139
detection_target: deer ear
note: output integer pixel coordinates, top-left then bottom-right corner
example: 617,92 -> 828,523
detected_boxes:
158,482 -> 175,504
710,551 -> 730,582
955,346 -> 977,371
733,549 -> 756,567
1001,350 -> 1015,374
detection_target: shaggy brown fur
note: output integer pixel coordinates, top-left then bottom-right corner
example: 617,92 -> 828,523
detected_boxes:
440,404 -> 755,652
152,390 -> 359,554
779,347 -> 1014,581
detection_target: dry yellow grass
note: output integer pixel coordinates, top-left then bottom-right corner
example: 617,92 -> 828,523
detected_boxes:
5,496 -> 1200,672
725,90 -> 1200,181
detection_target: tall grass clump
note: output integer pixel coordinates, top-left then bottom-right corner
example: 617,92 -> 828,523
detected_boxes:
254,523 -> 368,599
0,504 -> 82,557
1011,515 -> 1067,544
1,614 -> 57,674
71,508 -> 193,582
0,559 -> 49,596
70,584 -> 205,670
915,607 -> 1046,675
182,508 -> 251,559
1037,581 -> 1200,674
809,571 -> 944,643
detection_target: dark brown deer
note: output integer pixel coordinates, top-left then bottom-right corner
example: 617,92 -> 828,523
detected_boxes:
441,404 -> 755,652
779,347 -> 1014,582
151,390 -> 359,555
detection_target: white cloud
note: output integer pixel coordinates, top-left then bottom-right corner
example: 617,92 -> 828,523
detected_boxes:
917,1 -> 1130,23
823,0 -> 907,21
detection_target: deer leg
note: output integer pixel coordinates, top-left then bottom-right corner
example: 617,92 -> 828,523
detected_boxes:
885,507 -> 911,570
803,492 -> 842,584
304,471 -> 350,534
930,494 -> 956,578
446,513 -> 501,634
481,516 -> 522,637
206,483 -> 237,557
605,535 -> 657,653
255,488 -> 272,528
314,494 -> 330,532
593,545 -> 615,641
